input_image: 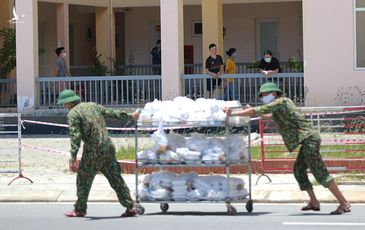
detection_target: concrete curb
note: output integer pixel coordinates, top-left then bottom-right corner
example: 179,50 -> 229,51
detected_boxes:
1,187 -> 365,203
2,173 -> 365,203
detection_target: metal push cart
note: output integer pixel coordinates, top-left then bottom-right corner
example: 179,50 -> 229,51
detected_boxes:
133,117 -> 253,215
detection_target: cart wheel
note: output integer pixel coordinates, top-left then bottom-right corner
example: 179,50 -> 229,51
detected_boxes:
227,205 -> 237,215
246,200 -> 253,213
160,203 -> 169,212
136,204 -> 145,215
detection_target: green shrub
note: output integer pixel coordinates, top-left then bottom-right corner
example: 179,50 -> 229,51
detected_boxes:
0,28 -> 16,79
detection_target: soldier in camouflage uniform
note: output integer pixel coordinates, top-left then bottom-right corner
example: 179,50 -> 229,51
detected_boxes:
225,83 -> 351,215
57,90 -> 139,218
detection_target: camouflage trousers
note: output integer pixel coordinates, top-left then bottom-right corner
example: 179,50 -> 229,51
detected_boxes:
74,144 -> 134,213
293,134 -> 334,191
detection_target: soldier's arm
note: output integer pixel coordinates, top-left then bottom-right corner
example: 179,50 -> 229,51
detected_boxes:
262,114 -> 273,119
228,107 -> 256,117
99,105 -> 131,123
254,100 -> 279,116
67,112 -> 82,161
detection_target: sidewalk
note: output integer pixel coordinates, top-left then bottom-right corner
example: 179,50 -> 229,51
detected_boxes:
1,173 -> 365,203
0,136 -> 365,203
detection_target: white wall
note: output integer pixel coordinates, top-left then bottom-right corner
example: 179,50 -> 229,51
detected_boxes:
124,7 -> 160,64
124,2 -> 302,65
303,0 -> 365,106
184,5 -> 203,64
223,2 -> 302,62
38,3 -> 96,76
38,2 -> 57,76
69,5 -> 95,66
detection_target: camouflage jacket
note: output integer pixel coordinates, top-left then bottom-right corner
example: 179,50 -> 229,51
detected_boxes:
254,97 -> 317,152
67,102 -> 131,160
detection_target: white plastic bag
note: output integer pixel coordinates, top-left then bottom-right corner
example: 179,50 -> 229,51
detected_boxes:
151,121 -> 168,154
186,133 -> 209,152
138,185 -> 152,201
225,135 -> 249,162
166,132 -> 186,152
150,188 -> 171,200
159,150 -> 180,164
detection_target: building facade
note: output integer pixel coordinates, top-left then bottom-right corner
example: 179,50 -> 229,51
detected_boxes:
0,0 -> 364,112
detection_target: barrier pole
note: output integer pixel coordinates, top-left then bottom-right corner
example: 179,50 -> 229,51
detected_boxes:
8,114 -> 33,185
255,117 -> 272,185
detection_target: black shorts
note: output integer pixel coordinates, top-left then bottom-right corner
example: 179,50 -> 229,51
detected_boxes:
206,78 -> 222,92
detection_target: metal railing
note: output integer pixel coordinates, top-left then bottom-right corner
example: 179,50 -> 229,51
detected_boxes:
37,73 -> 303,108
70,62 -> 302,76
37,75 -> 162,108
236,62 -> 303,74
0,113 -> 33,185
256,106 -> 365,176
0,79 -> 17,107
183,73 -> 305,105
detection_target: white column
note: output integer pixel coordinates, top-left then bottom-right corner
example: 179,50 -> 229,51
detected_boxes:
95,4 -> 115,72
202,0 -> 223,71
160,0 -> 184,100
56,3 -> 70,65
16,0 -> 38,112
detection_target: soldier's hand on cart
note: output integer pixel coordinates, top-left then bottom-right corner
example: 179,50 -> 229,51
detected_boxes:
131,108 -> 141,120
131,112 -> 140,120
224,107 -> 232,116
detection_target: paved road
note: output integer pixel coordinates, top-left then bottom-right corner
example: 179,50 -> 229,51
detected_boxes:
0,203 -> 364,230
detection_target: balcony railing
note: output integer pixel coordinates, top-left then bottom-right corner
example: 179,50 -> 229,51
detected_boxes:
36,73 -> 304,108
37,75 -> 162,108
0,79 -> 16,107
183,73 -> 305,105
70,62 -> 302,76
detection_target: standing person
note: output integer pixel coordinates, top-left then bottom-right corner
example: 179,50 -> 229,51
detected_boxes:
224,48 -> 239,101
151,40 -> 161,75
57,89 -> 140,218
225,83 -> 351,215
55,47 -> 71,91
150,40 -> 161,99
259,50 -> 280,79
205,43 -> 224,98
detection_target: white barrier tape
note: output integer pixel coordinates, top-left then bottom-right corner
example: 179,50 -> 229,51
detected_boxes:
300,105 -> 365,111
22,119 -> 187,131
22,119 -> 68,128
303,109 -> 365,116
263,140 -> 365,145
22,119 -> 147,131
22,118 -> 258,132
22,143 -> 70,157
250,117 -> 261,121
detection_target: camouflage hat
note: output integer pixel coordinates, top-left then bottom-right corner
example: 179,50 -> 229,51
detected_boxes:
258,82 -> 282,97
57,90 -> 81,105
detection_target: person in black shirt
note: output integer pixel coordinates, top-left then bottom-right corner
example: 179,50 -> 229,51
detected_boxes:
259,50 -> 280,77
205,43 -> 224,98
151,40 -> 161,75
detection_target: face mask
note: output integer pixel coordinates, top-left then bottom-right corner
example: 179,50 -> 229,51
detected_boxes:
232,52 -> 238,57
262,93 -> 276,104
264,57 -> 271,63
62,53 -> 67,58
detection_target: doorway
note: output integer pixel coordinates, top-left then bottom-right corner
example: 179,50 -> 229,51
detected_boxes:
256,18 -> 279,59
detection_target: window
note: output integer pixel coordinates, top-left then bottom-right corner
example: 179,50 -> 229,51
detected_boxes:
192,21 -> 202,37
355,0 -> 365,68
357,0 -> 365,7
